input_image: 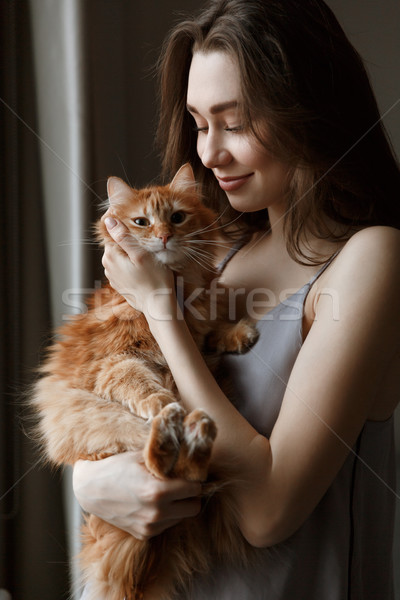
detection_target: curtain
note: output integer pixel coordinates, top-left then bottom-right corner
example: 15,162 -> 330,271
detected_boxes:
0,1 -> 201,598
28,2 -> 91,592
1,0 -> 399,599
1,1 -> 70,598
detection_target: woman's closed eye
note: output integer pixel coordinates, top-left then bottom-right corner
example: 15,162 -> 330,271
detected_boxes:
193,125 -> 208,133
225,125 -> 244,132
193,125 -> 244,133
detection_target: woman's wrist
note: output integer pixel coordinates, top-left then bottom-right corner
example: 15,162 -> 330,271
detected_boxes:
143,286 -> 180,326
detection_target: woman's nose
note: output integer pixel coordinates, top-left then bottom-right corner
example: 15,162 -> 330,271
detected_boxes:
199,132 -> 231,169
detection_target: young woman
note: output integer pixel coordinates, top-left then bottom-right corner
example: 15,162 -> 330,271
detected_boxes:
74,1 -> 400,597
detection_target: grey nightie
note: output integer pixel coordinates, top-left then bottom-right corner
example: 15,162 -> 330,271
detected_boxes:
181,252 -> 396,599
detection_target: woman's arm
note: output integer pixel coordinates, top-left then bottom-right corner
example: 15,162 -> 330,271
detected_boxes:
261,226 -> 400,544
104,221 -> 400,547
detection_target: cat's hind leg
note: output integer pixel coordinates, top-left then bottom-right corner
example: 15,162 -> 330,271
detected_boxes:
143,402 -> 186,478
143,403 -> 217,482
173,409 -> 217,482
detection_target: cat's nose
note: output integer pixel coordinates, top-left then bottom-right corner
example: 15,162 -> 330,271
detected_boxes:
158,233 -> 172,248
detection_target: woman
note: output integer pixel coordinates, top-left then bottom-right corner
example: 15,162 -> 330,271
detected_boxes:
74,1 -> 400,597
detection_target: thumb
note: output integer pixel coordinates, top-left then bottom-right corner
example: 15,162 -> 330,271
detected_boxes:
104,217 -> 135,256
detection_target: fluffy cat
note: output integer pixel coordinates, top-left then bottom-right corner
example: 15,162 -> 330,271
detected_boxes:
31,163 -> 258,600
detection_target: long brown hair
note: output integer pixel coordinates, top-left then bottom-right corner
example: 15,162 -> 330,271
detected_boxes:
156,0 -> 400,262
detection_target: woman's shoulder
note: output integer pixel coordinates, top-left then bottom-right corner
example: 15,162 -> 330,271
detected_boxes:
343,225 -> 400,254
309,225 -> 400,329
325,225 -> 400,288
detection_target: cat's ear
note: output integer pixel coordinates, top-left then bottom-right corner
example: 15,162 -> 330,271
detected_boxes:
107,176 -> 133,206
169,163 -> 197,193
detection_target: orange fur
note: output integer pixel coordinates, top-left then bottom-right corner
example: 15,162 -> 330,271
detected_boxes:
31,164 -> 258,599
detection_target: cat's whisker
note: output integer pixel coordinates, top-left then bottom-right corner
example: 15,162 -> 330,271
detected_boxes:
181,245 -> 214,261
180,248 -> 217,274
58,239 -> 99,247
186,250 -> 216,266
184,256 -> 217,274
187,239 -> 234,250
185,209 -> 245,239
185,253 -> 216,269
98,198 -> 112,213
184,204 -> 230,238
181,249 -> 218,274
185,240 -> 216,253
183,244 -> 216,261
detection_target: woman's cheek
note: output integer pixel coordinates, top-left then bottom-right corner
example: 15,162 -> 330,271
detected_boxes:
197,138 -> 205,160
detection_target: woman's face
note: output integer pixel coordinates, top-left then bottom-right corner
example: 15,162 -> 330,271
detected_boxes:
186,51 -> 289,214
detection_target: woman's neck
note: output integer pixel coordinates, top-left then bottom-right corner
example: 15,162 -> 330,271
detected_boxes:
266,203 -> 353,264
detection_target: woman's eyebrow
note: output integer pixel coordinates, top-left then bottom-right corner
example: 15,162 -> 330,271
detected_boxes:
186,100 -> 238,115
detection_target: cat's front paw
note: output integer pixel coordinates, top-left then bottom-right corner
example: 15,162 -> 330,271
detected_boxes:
228,318 -> 259,354
143,402 -> 186,478
207,319 -> 259,354
137,391 -> 177,420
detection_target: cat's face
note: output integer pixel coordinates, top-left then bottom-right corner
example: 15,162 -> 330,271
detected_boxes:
98,164 -> 218,272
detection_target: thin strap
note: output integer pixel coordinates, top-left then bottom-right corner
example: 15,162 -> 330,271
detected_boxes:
308,249 -> 342,287
216,237 -> 249,274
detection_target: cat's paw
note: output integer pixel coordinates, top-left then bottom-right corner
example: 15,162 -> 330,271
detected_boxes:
183,409 -> 217,454
207,319 -> 259,354
173,410 -> 217,481
227,318 -> 259,354
136,391 -> 177,420
143,402 -> 186,478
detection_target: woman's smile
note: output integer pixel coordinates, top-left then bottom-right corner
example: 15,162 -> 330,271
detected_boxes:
216,173 -> 254,192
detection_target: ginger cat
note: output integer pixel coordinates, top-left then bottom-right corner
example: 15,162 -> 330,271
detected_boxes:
31,164 -> 258,599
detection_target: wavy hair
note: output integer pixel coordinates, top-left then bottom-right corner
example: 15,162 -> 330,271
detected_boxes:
156,0 -> 400,262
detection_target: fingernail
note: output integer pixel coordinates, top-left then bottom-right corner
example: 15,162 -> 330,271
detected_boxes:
105,217 -> 117,229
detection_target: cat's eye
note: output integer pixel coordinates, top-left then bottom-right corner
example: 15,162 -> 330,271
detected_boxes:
133,217 -> 150,227
170,211 -> 186,224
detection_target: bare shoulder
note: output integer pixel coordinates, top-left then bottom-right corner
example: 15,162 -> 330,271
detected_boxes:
305,225 -> 400,346
342,225 -> 400,258
318,225 -> 400,295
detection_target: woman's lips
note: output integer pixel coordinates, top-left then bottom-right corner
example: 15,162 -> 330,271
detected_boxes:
216,173 -> 253,192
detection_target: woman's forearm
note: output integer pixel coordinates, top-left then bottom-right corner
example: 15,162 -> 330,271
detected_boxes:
145,301 -> 276,546
146,301 -> 259,456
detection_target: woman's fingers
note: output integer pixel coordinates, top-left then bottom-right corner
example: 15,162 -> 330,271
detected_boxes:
104,216 -> 144,261
73,452 -> 203,540
169,497 -> 202,520
158,477 -> 202,502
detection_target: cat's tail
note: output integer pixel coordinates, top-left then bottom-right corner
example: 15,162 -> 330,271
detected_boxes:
78,514 -> 151,600
202,475 -> 253,568
78,514 -> 199,600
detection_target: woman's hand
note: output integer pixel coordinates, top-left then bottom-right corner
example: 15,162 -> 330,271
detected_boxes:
72,452 -> 202,540
102,217 -> 176,318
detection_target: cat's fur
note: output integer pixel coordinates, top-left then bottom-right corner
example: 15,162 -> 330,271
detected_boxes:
31,164 -> 258,600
